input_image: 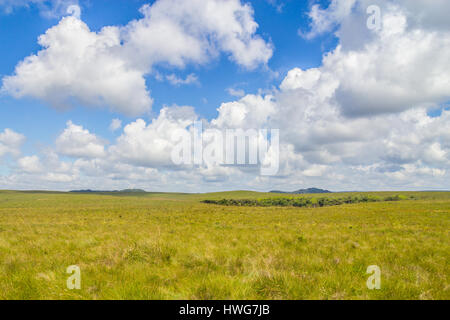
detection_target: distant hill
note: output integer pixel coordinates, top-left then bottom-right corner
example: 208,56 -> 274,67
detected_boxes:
70,189 -> 146,193
270,188 -> 332,194
120,189 -> 147,193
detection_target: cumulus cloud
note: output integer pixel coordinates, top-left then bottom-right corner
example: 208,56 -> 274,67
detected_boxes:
109,106 -> 197,168
123,0 -> 273,70
2,0 -> 271,116
258,0 -> 450,190
302,0 -> 450,39
226,88 -> 245,97
166,73 -> 199,86
266,0 -> 284,13
18,155 -> 43,173
297,0 -> 450,117
0,0 -> 79,18
212,94 -> 276,129
1,0 -> 449,192
3,105 -> 449,191
331,14 -> 450,117
0,128 -> 25,158
109,119 -> 122,132
2,16 -> 152,116
273,68 -> 450,180
56,121 -> 106,158
300,0 -> 357,39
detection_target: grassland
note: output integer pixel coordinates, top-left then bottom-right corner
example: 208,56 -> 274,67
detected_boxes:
0,190 -> 448,300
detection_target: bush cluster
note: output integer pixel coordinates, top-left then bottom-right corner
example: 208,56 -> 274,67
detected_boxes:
202,194 -> 412,208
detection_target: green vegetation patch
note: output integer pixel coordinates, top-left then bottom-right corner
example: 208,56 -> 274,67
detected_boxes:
0,191 -> 448,299
202,194 -> 414,208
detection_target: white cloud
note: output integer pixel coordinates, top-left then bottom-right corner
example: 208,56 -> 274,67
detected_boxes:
1,0 -> 450,192
280,68 -> 323,91
3,107 -> 449,191
123,0 -> 273,71
56,121 -> 106,159
297,1 -> 450,117
43,172 -> 75,182
109,106 -> 197,168
226,88 -> 245,97
18,155 -> 43,173
2,0 -> 272,116
2,16 -> 152,116
109,119 -> 122,132
0,128 -> 25,158
266,0 -> 284,13
302,164 -> 329,177
65,3 -> 80,18
330,17 -> 450,117
166,73 -> 199,86
423,143 -> 447,165
300,0 -> 357,39
0,0 -> 79,18
302,0 -> 450,39
212,94 -> 276,129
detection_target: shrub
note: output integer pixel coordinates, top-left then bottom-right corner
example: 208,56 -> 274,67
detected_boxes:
384,195 -> 401,201
202,193 -> 413,208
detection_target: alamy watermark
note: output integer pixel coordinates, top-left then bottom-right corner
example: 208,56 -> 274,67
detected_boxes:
66,265 -> 81,290
366,265 -> 381,290
170,121 -> 280,176
367,5 -> 381,31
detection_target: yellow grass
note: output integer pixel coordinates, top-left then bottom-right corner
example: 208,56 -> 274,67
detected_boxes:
0,190 -> 448,299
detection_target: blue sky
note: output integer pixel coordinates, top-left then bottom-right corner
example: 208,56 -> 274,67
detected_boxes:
0,0 -> 334,140
0,0 -> 449,192
0,0 -> 335,165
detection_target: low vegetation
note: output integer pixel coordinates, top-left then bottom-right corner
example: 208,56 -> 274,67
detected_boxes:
202,194 -> 413,208
0,190 -> 448,299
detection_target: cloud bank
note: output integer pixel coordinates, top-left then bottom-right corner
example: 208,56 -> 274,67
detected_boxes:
2,0 -> 272,116
1,0 -> 449,192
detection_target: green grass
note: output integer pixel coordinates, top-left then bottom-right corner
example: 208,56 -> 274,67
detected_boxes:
201,194 -> 414,207
0,190 -> 449,300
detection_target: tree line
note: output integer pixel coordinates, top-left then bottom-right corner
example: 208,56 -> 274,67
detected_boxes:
202,194 -> 413,208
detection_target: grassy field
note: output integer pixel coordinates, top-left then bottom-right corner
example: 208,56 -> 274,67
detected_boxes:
0,190 -> 448,300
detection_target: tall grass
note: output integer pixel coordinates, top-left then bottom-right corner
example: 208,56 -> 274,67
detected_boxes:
0,191 -> 448,299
